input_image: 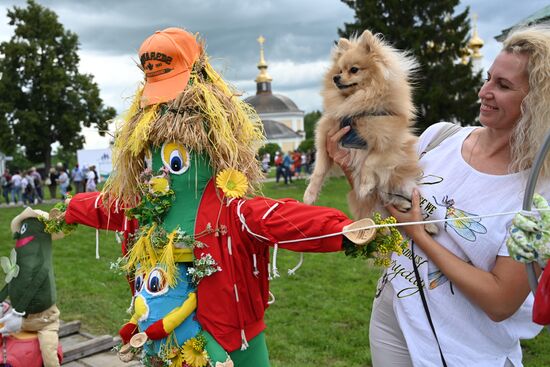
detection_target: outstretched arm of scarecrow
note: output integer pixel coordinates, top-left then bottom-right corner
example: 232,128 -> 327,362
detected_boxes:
64,192 -> 133,232
507,193 -> 550,267
238,197 -> 376,252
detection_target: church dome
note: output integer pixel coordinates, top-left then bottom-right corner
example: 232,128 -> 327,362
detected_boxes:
244,93 -> 301,114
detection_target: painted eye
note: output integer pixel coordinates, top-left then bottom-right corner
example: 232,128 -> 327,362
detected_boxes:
147,268 -> 168,295
350,67 -> 359,74
161,142 -> 190,175
134,273 -> 144,294
20,223 -> 27,234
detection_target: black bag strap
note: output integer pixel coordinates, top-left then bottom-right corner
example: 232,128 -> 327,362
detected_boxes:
411,241 -> 447,367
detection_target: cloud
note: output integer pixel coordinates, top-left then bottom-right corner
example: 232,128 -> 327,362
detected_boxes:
0,0 -> 548,149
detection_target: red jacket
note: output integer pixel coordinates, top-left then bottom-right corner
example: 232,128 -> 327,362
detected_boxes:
65,180 -> 352,351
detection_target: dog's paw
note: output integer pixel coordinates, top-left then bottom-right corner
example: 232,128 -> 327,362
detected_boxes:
392,197 -> 412,212
424,223 -> 439,235
303,186 -> 318,205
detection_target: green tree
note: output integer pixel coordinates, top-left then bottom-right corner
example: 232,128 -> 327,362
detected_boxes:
339,0 -> 483,132
304,110 -> 322,139
0,0 -> 116,171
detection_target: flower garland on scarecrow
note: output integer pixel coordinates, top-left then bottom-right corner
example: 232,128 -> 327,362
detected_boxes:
58,27 -> 403,367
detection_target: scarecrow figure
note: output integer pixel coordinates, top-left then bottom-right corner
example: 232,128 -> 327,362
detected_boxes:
0,207 -> 63,367
61,28 -> 393,366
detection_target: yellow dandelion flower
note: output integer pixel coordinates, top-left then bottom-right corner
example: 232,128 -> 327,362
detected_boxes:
182,338 -> 209,367
216,169 -> 248,198
149,176 -> 170,194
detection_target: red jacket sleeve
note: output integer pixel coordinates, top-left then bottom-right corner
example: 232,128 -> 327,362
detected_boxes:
237,196 -> 353,253
65,192 -> 130,231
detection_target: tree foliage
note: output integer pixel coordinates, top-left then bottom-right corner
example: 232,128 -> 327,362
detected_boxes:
339,0 -> 483,132
304,110 -> 322,139
0,0 -> 116,170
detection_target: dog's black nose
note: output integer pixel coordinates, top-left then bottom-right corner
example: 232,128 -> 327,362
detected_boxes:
333,75 -> 341,83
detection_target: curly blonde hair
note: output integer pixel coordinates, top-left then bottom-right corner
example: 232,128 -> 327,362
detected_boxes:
504,25 -> 550,178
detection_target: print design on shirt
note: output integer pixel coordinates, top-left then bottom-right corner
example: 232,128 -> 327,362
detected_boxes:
428,269 -> 448,289
433,195 -> 487,242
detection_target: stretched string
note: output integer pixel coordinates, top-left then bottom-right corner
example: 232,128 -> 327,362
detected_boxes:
276,208 -> 550,245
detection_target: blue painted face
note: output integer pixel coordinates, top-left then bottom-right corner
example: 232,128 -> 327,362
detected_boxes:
133,263 -> 199,355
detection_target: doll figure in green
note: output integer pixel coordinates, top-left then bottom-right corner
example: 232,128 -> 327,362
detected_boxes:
63,27 -> 384,367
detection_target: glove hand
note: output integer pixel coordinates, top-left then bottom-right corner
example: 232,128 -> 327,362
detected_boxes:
507,194 -> 550,266
118,322 -> 138,344
0,309 -> 24,335
343,218 -> 376,245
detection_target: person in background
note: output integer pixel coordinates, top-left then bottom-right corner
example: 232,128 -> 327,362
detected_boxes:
1,168 -> 12,204
30,167 -> 43,204
48,167 -> 58,200
10,170 -> 22,205
70,164 -> 84,194
85,165 -> 97,192
91,165 -> 99,186
282,151 -> 293,184
328,25 -> 550,366
21,170 -> 35,206
274,151 -> 284,183
261,153 -> 270,173
293,150 -> 302,179
57,167 -> 69,199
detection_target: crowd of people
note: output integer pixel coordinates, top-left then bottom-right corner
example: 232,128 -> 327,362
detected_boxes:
1,163 -> 100,205
263,149 -> 315,184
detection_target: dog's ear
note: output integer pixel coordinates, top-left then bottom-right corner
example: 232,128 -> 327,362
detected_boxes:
358,30 -> 376,52
337,38 -> 352,51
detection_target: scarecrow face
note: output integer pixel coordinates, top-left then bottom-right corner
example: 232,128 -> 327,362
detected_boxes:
132,263 -> 200,355
147,142 -> 213,234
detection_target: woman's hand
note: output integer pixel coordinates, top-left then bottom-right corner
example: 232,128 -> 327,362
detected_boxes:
386,189 -> 428,244
326,125 -> 351,170
326,125 -> 354,186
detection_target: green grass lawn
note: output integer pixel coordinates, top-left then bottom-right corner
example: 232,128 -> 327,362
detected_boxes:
0,176 -> 548,366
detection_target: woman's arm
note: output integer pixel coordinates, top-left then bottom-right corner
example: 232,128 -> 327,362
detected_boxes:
387,189 -> 531,322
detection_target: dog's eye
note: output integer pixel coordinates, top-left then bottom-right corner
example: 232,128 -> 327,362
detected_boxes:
350,67 -> 359,74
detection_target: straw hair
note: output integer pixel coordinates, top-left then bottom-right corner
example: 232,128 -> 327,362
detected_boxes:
102,40 -> 265,207
503,25 -> 550,178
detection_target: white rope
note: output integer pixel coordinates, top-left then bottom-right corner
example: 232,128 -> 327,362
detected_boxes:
95,229 -> 100,259
268,291 -> 276,305
275,208 -> 550,245
252,254 -> 259,276
288,253 -> 304,276
237,200 -> 270,241
272,243 -> 280,278
262,203 -> 279,220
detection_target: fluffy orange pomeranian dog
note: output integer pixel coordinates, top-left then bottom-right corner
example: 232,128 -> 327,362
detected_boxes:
304,30 -> 422,220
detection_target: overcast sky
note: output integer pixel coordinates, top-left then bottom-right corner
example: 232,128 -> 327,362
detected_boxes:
0,0 -> 548,149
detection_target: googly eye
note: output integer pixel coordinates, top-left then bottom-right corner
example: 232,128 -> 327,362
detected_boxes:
134,273 -> 144,294
20,223 -> 27,234
146,268 -> 168,295
161,142 -> 190,175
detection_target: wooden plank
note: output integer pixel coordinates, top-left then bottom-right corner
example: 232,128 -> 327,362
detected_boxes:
59,320 -> 81,337
62,335 -> 116,364
60,333 -> 91,350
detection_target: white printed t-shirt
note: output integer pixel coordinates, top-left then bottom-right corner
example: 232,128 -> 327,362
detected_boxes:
380,123 -> 547,367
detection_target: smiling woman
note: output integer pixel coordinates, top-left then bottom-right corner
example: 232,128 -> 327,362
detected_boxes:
325,25 -> 550,367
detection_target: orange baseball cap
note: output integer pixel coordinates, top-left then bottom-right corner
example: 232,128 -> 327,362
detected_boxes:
138,27 -> 201,107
